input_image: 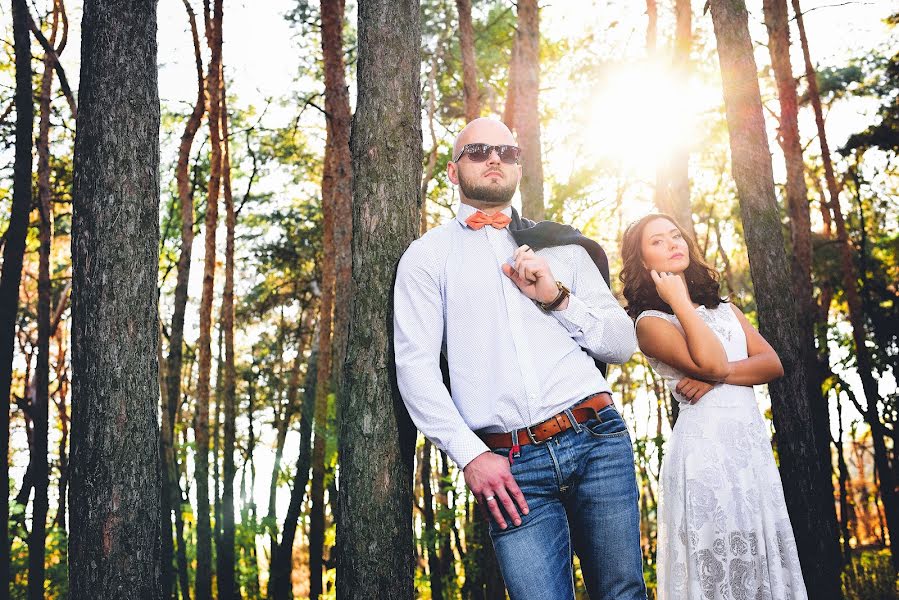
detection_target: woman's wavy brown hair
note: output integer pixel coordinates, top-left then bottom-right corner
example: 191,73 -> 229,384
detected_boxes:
619,213 -> 726,319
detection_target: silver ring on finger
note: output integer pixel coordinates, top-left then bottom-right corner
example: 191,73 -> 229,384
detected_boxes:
484,495 -> 496,502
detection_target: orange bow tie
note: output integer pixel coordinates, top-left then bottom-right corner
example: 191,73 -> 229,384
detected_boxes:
465,211 -> 512,230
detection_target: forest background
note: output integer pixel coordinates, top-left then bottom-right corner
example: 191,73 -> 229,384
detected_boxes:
1,0 -> 897,598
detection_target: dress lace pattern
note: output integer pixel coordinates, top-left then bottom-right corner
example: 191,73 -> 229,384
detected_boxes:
636,303 -> 808,599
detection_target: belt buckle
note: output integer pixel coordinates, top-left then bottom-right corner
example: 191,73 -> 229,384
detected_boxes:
525,424 -> 549,445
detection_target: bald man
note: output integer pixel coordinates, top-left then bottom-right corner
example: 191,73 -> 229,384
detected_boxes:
394,118 -> 646,599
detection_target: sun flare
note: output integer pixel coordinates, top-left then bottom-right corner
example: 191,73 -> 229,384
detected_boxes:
584,60 -> 719,173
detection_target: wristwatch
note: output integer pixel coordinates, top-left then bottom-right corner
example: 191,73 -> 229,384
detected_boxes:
536,281 -> 570,311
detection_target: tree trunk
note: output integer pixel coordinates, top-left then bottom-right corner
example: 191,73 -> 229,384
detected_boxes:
655,0 -> 695,238
762,0 -> 836,531
645,0 -> 657,53
512,0 -> 544,221
195,0 -> 224,596
324,0 -> 353,431
162,5 -> 204,598
706,1 -> 842,597
270,341 -> 318,599
502,37 -> 519,131
53,326 -> 70,531
2,0 -> 33,584
218,64 -> 238,600
29,4 -> 61,596
456,0 -> 479,121
336,0 -> 420,597
69,0 -> 162,596
421,441 -> 445,600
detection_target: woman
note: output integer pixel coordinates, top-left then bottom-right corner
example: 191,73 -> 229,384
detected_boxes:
620,213 -> 808,599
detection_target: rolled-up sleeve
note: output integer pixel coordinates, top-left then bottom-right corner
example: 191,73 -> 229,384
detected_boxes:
393,240 -> 489,469
551,245 -> 637,364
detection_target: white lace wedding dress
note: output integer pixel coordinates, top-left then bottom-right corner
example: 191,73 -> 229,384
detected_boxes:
636,303 -> 808,600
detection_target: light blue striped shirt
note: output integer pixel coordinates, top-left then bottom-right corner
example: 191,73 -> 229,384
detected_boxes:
393,203 -> 637,468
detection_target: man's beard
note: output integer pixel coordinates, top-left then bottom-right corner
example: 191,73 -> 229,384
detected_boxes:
458,170 -> 517,205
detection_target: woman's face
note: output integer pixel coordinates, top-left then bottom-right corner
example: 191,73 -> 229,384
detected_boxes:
640,217 -> 690,274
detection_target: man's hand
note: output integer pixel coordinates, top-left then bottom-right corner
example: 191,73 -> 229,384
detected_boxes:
501,245 -> 562,307
675,376 -> 715,404
463,451 -> 529,530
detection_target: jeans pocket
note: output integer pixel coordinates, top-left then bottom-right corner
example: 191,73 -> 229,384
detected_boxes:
583,406 -> 629,438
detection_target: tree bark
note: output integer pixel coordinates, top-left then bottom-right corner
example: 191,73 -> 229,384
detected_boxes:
511,0 -> 544,221
456,0 -> 479,121
195,0 -> 224,596
706,1 -> 842,597
29,3 -> 61,597
336,0 -> 420,597
2,0 -> 33,584
69,0 -> 162,597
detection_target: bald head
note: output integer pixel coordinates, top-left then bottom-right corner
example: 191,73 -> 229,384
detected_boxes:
452,117 -> 517,160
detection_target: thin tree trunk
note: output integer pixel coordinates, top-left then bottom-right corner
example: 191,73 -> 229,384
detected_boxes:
336,0 -> 420,597
655,0 -> 695,237
645,0 -> 657,53
456,0 -> 479,121
195,0 -> 224,596
69,0 -> 162,596
324,0 -> 353,430
270,340 -> 318,600
835,390 -> 852,561
502,35 -> 519,131
706,1 -> 842,597
29,4 -> 61,596
53,325 -> 69,530
162,3 -> 204,591
762,0 -> 835,530
421,441 -> 444,600
512,0 -> 544,221
218,64 -> 239,600
2,0 -> 33,584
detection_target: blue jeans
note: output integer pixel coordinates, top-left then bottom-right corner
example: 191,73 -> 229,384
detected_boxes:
487,404 -> 647,600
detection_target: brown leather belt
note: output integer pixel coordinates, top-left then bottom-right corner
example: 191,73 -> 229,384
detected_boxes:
478,392 -> 614,449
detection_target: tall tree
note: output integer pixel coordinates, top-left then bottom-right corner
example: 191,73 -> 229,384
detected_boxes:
2,0 -> 34,584
336,0 -> 420,597
762,0 -> 834,517
195,0 -> 224,596
270,338 -> 318,600
29,3 -> 62,597
309,1 -> 354,595
218,66 -> 238,600
511,0 -> 545,220
456,0 -> 479,121
706,1 -> 842,597
68,0 -> 162,597
655,0 -> 695,237
794,0 -> 899,570
163,2 -> 205,595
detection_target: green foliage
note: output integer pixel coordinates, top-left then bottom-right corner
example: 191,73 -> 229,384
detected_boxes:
842,550 -> 899,600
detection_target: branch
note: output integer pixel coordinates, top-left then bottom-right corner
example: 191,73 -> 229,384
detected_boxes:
28,12 -> 77,119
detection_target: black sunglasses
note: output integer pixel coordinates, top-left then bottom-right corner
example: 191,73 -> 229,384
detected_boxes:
453,143 -> 522,164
